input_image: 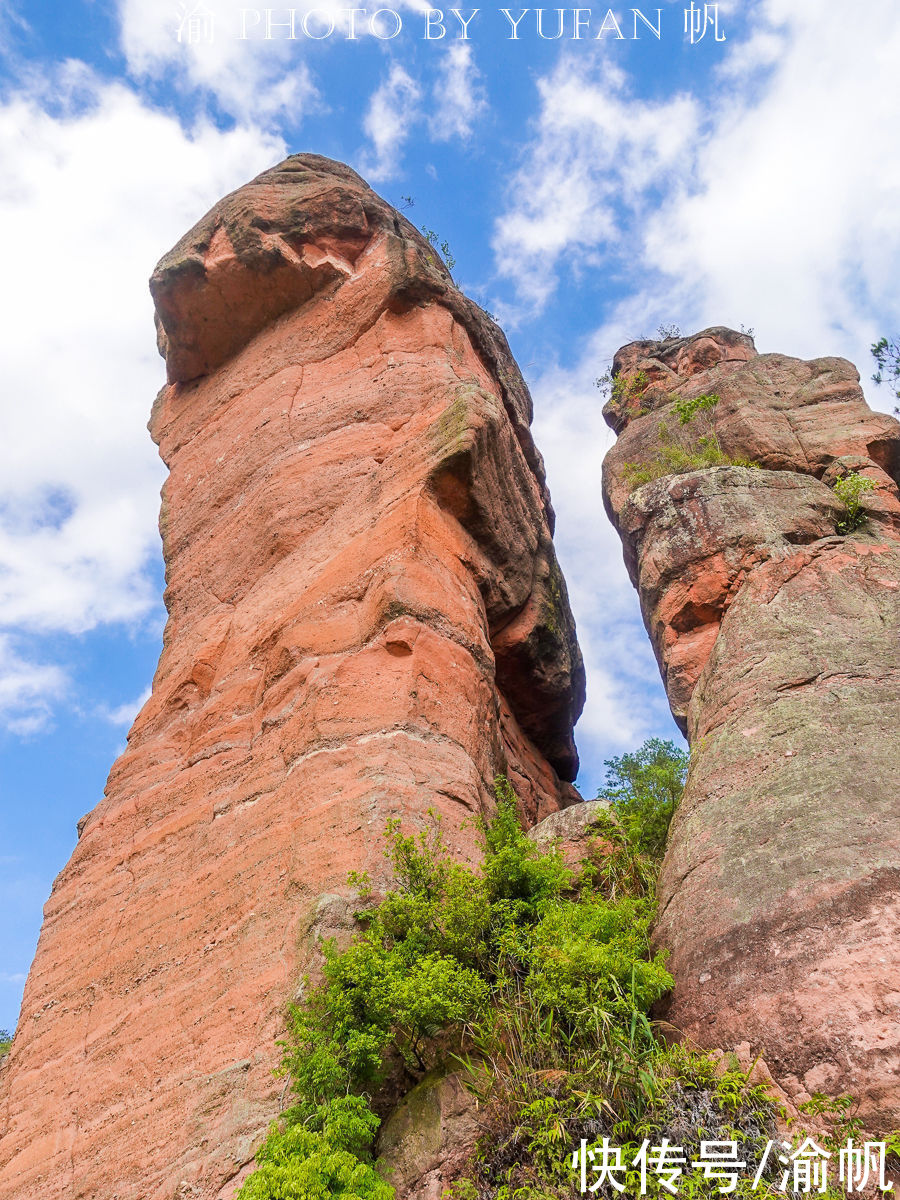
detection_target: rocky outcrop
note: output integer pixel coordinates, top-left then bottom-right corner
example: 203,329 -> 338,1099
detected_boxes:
376,1067 -> 483,1200
602,328 -> 900,1128
0,155 -> 584,1199
525,797 -> 614,871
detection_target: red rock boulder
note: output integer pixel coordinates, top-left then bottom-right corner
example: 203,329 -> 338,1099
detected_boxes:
602,328 -> 900,1129
0,155 -> 584,1200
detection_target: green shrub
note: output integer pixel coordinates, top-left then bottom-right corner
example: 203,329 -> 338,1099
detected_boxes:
623,397 -> 760,493
622,392 -> 762,492
238,1118 -> 393,1200
0,1028 -> 12,1057
421,227 -> 456,273
672,392 -> 720,425
832,471 -> 876,534
241,746 -> 870,1200
595,369 -> 650,409
239,763 -> 678,1200
596,738 -> 688,860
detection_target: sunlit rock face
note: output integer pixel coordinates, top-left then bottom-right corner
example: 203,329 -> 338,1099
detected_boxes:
603,327 -> 900,1129
0,155 -> 584,1200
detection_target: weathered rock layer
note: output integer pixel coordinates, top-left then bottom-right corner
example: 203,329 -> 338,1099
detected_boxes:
603,328 -> 900,1127
0,155 -> 584,1199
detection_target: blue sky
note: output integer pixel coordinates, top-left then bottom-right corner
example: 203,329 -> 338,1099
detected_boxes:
1,0 -> 899,1034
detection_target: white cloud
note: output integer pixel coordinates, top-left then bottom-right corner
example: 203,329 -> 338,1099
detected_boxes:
530,364 -> 679,791
117,0 -> 451,126
0,66 -> 285,730
492,59 -> 698,312
643,0 -> 900,364
494,1 -> 900,788
495,0 -> 900,366
118,0 -> 319,121
358,45 -> 488,181
100,687 -> 152,728
0,1 -> 28,52
360,62 -> 422,181
429,44 -> 486,141
0,636 -> 67,736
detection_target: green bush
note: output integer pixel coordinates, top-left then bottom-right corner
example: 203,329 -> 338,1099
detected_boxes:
594,369 -> 650,409
596,738 -> 688,860
238,1118 -> 393,1200
672,392 -> 719,425
240,743 -> 895,1200
622,400 -> 759,492
832,471 -> 876,534
0,1028 -> 12,1057
239,766 -> 675,1200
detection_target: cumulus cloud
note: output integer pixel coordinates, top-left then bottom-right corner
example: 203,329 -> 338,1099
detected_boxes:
644,0 -> 900,362
492,59 -> 698,312
360,62 -> 422,180
0,65 -> 285,730
429,44 -> 486,141
0,636 -> 67,736
117,0 -> 452,125
100,687 -> 152,728
528,362 -> 679,791
496,1 -> 900,780
359,44 -> 487,180
118,0 -> 319,121
496,0 -> 900,363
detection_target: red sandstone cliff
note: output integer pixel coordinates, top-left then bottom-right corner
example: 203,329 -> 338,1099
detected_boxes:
602,328 -> 900,1129
0,155 -> 584,1199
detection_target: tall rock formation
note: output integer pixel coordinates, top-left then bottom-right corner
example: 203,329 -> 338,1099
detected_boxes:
602,328 -> 900,1128
0,155 -> 584,1199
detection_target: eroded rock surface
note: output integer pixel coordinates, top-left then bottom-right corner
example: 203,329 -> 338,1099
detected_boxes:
376,1067 -> 482,1200
0,155 -> 584,1199
526,797 -> 614,871
603,328 -> 900,1128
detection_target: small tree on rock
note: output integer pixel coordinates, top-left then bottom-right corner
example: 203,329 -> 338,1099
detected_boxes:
871,336 -> 900,414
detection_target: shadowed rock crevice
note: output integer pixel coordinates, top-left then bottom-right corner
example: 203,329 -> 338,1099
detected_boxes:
602,327 -> 900,1129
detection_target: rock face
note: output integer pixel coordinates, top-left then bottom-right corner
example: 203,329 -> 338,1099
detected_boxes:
525,797 -> 614,871
376,1067 -> 483,1200
0,155 -> 584,1199
602,328 -> 900,1128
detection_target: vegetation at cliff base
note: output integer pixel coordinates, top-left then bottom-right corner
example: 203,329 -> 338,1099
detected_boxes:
238,740 -> 856,1200
239,757 -> 675,1200
0,1028 -> 12,1057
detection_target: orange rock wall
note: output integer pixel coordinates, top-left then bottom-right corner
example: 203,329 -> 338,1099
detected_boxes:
0,156 -> 584,1199
602,328 -> 900,1128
